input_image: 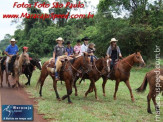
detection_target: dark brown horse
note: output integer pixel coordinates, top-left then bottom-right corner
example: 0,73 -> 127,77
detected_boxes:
102,52 -> 145,102
136,69 -> 163,114
74,57 -> 111,100
37,54 -> 91,103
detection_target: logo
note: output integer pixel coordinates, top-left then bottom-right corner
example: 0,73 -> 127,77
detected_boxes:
2,105 -> 33,121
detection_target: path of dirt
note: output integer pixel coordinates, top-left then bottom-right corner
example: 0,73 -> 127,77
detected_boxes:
0,72 -> 48,122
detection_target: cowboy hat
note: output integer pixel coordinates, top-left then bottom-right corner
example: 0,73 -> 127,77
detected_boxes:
10,38 -> 16,42
110,38 -> 118,43
56,37 -> 64,42
81,37 -> 90,41
66,41 -> 71,45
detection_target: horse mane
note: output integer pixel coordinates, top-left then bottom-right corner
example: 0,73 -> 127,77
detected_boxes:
9,55 -> 17,73
1,56 -> 6,71
69,58 -> 76,64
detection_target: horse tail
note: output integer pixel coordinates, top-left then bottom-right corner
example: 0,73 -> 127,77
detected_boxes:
36,73 -> 42,89
136,73 -> 148,92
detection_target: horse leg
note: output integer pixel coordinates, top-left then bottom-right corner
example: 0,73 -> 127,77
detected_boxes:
25,74 -> 29,85
113,79 -> 120,100
125,80 -> 135,102
92,80 -> 98,100
152,93 -> 159,112
52,77 -> 60,100
147,91 -> 152,114
85,82 -> 93,97
28,74 -> 32,86
73,77 -> 79,96
39,71 -> 48,97
102,76 -> 107,96
62,80 -> 72,103
5,70 -> 10,87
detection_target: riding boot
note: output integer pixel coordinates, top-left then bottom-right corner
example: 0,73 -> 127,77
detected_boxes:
107,65 -> 113,79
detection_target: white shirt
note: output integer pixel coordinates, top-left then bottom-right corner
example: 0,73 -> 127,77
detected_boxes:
81,44 -> 88,54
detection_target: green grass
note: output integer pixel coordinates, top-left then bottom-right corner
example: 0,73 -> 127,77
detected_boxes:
20,65 -> 163,122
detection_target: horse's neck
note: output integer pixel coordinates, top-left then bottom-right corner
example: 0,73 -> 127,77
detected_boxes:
95,59 -> 103,71
121,54 -> 135,71
18,55 -> 23,67
72,58 -> 81,71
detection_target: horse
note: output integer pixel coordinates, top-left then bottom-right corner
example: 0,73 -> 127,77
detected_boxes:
102,52 -> 145,102
73,57 -> 111,100
136,69 -> 163,114
22,59 -> 42,86
37,54 -> 92,103
0,52 -> 30,88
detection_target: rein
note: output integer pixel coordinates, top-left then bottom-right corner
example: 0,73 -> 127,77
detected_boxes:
68,60 -> 82,74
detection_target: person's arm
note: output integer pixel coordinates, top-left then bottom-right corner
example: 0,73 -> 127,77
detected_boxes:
4,46 -> 11,57
106,46 -> 111,58
81,45 -> 85,53
4,51 -> 11,57
53,46 -> 57,62
118,46 -> 122,58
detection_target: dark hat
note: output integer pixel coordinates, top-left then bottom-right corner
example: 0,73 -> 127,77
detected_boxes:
77,39 -> 81,43
66,41 -> 71,45
81,37 -> 90,41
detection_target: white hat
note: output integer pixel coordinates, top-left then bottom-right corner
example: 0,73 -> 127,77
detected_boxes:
110,38 -> 118,43
56,37 -> 64,42
10,38 -> 16,42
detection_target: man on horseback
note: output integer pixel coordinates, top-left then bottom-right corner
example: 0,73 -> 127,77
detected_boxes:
81,37 -> 90,54
106,38 -> 122,78
53,37 -> 67,81
4,38 -> 19,74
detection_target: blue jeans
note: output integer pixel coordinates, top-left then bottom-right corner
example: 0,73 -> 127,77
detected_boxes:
90,55 -> 97,62
55,57 -> 58,77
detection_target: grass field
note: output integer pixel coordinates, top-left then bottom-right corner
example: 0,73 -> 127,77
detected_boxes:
20,58 -> 163,122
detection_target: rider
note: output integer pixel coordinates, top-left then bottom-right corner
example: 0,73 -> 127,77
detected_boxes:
87,43 -> 97,65
74,39 -> 82,56
81,37 -> 90,54
4,38 -> 19,74
106,38 -> 122,78
53,37 -> 67,81
23,46 -> 32,60
65,41 -> 74,57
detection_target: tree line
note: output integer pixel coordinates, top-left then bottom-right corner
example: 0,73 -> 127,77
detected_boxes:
0,0 -> 162,61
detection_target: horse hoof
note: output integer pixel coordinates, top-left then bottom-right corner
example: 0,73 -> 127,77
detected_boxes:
75,93 -> 78,96
132,98 -> 135,102
96,98 -> 100,101
68,102 -> 73,104
103,93 -> 106,97
148,110 -> 152,114
57,98 -> 62,101
114,97 -> 117,100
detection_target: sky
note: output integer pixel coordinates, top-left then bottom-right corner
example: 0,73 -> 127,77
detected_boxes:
0,0 -> 99,41
0,0 -> 156,41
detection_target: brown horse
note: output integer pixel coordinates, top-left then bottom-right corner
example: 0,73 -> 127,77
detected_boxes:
37,54 -> 91,103
74,57 -> 111,100
102,52 -> 145,102
136,69 -> 163,114
0,52 -> 30,87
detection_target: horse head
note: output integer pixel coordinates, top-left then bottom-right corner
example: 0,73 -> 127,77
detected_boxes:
101,57 -> 111,75
20,52 -> 30,65
33,59 -> 42,70
133,51 -> 146,67
82,52 -> 92,71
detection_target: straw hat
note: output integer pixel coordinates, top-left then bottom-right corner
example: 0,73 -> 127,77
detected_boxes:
110,38 -> 118,43
10,38 -> 16,42
56,37 -> 64,42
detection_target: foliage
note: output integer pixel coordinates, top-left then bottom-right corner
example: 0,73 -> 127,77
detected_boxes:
0,0 -> 162,60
